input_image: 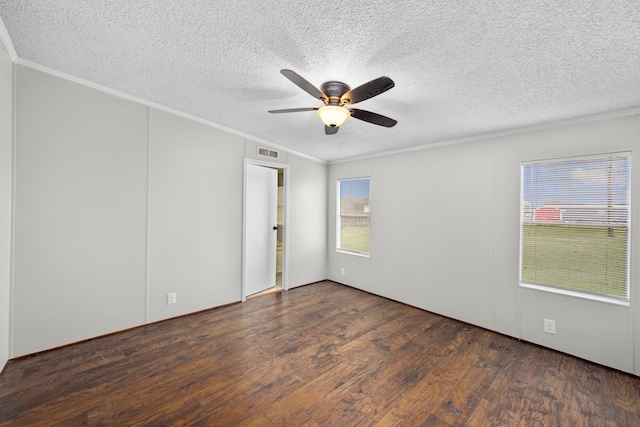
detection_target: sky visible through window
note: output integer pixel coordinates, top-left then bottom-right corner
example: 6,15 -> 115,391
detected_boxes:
340,178 -> 370,201
522,156 -> 630,208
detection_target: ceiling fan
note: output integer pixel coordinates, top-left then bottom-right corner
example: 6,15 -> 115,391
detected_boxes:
269,69 -> 397,135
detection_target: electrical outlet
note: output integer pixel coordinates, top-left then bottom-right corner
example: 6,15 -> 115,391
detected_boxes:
167,293 -> 177,305
543,319 -> 556,334
341,267 -> 346,276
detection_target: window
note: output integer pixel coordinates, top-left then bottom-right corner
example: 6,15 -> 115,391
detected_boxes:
521,153 -> 631,302
338,178 -> 370,255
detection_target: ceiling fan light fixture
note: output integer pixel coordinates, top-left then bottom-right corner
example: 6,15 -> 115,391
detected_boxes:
271,70 -> 396,133
317,106 -> 350,127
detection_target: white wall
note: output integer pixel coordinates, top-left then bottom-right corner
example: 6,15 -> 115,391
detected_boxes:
148,108 -> 244,322
329,115 -> 639,375
0,33 -> 13,369
288,153 -> 328,287
12,66 -> 149,356
635,115 -> 640,375
375,142 -> 496,329
6,63 -> 328,357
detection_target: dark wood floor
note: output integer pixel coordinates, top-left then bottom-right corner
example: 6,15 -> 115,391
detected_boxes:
1,281 -> 639,426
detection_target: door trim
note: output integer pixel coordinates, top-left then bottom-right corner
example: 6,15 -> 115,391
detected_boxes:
242,158 -> 290,301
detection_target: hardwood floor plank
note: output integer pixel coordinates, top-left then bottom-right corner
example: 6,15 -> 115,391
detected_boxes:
235,412 -> 277,427
600,365 -> 640,413
430,382 -> 480,426
306,359 -> 388,421
308,400 -> 376,427
512,389 -> 563,426
465,398 -> 517,427
481,349 -> 526,412
1,281 -> 640,426
352,351 -> 438,420
262,399 -> 314,426
428,351 -> 501,425
261,361 -> 356,422
375,372 -> 453,426
419,413 -> 453,427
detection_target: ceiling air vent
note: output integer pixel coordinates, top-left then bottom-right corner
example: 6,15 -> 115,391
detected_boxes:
257,147 -> 279,159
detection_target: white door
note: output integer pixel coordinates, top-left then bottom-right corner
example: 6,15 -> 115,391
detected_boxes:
245,164 -> 278,296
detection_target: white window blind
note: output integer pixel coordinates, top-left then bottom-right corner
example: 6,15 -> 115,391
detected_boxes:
338,178 -> 370,255
521,153 -> 631,300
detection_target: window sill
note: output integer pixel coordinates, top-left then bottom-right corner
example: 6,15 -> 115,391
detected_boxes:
519,282 -> 630,307
336,249 -> 370,258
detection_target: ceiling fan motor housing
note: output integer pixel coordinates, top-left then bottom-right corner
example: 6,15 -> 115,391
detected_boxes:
320,81 -> 351,105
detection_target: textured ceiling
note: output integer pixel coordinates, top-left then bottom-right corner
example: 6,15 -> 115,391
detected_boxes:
1,1 -> 640,162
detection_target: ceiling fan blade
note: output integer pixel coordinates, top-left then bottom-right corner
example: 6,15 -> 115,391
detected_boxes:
341,76 -> 394,105
325,125 -> 339,135
268,107 -> 318,113
349,109 -> 397,127
280,69 -> 328,104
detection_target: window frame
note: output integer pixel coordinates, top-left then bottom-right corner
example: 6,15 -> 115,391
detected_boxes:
336,177 -> 371,257
518,152 -> 631,306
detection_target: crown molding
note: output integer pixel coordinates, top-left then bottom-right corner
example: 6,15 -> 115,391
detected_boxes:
0,17 -> 17,61
330,106 -> 640,164
12,57 -> 327,165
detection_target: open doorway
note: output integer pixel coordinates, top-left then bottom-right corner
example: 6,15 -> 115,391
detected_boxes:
275,168 -> 284,291
242,159 -> 288,301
